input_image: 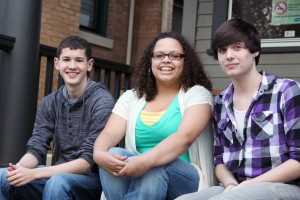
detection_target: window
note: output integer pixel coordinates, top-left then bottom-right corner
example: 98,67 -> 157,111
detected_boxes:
80,0 -> 108,37
212,0 -> 300,52
172,0 -> 184,33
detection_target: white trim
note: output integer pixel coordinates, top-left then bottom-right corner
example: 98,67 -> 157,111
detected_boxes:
79,30 -> 114,49
261,38 -> 300,47
126,0 -> 135,65
228,0 -> 233,20
46,153 -> 52,166
161,0 -> 169,32
182,0 -> 197,46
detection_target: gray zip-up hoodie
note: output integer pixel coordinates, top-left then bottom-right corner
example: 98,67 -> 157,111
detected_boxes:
26,80 -> 115,171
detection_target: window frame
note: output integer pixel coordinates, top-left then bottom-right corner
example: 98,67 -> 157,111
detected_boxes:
211,0 -> 300,53
172,0 -> 184,33
79,0 -> 108,37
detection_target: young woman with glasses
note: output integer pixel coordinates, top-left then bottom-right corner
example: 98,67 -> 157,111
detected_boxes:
93,32 -> 215,200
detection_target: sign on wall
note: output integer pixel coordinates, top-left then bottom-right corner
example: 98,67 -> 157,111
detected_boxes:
272,0 -> 300,25
229,0 -> 300,47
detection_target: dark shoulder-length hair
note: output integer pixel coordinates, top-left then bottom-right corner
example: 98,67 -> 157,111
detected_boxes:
211,18 -> 261,65
132,32 -> 212,101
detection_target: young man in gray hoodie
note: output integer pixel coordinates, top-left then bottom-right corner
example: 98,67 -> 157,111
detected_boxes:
0,36 -> 115,200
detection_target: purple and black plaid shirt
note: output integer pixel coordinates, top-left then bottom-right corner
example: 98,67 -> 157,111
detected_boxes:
214,71 -> 300,186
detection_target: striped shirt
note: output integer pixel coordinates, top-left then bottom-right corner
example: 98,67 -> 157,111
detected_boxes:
214,71 -> 300,186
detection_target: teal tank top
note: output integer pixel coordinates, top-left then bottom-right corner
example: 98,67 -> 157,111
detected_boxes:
135,95 -> 190,163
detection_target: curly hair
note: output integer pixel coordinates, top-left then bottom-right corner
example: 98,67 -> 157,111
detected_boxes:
132,32 -> 212,101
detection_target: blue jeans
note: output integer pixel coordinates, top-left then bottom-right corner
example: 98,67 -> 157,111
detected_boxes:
0,166 -> 101,200
100,147 -> 199,200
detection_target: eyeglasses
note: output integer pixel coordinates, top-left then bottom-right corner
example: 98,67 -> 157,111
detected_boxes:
151,52 -> 185,60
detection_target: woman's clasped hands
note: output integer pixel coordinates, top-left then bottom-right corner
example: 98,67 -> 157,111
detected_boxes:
100,151 -> 151,177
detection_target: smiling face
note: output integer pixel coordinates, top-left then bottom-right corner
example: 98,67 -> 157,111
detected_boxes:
151,38 -> 184,86
54,48 -> 93,91
217,42 -> 258,78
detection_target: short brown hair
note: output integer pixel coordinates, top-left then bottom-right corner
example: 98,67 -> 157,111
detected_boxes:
56,36 -> 92,60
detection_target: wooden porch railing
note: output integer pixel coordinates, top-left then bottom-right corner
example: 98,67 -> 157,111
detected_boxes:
39,44 -> 132,100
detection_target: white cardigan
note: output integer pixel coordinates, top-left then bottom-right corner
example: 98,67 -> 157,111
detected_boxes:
113,85 -> 217,190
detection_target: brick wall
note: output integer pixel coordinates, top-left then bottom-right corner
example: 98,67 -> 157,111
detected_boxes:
38,0 -> 81,104
39,0 -> 176,66
89,0 -> 173,66
131,0 -> 162,67
38,0 -> 172,103
41,0 -> 81,46
130,0 -> 173,67
92,0 -> 130,63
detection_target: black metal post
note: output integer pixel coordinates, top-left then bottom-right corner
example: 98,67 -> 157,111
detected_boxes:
0,0 -> 42,167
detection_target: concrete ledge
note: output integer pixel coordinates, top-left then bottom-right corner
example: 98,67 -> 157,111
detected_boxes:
46,153 -> 52,166
79,31 -> 114,49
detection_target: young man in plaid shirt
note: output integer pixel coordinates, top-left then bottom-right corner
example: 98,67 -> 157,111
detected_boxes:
177,18 -> 300,200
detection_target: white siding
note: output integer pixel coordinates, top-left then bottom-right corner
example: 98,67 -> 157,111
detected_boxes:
188,0 -> 300,91
195,0 -> 229,90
